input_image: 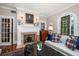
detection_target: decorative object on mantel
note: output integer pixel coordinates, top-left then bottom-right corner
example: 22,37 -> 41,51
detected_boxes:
65,35 -> 76,50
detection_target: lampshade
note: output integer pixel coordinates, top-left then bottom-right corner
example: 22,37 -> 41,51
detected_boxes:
48,25 -> 53,31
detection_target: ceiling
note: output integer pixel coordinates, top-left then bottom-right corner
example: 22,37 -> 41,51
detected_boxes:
0,3 -> 78,17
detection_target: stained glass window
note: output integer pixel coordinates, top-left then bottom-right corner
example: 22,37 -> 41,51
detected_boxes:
61,15 -> 74,35
61,15 -> 70,35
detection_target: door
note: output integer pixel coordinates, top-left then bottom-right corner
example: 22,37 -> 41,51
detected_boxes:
0,16 -> 14,46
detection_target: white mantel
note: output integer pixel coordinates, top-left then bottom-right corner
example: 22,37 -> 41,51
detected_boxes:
17,24 -> 40,48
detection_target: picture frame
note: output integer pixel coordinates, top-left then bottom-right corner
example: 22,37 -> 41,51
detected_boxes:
41,22 -> 45,30
26,13 -> 34,24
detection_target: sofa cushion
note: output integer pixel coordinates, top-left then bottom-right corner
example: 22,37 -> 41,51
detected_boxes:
47,34 -> 53,41
65,36 -> 76,50
60,35 -> 69,44
75,36 -> 79,49
53,34 -> 61,42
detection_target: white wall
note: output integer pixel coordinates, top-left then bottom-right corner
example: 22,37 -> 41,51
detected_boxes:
47,4 -> 79,36
16,8 -> 47,30
17,8 -> 40,24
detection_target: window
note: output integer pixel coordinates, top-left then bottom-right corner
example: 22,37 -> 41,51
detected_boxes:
61,15 -> 70,35
61,15 -> 74,35
1,17 -> 13,43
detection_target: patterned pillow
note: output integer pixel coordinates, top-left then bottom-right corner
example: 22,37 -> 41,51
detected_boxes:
65,36 -> 76,50
53,34 -> 61,42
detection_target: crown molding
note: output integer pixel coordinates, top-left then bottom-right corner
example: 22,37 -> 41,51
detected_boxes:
16,7 -> 40,15
47,3 -> 79,18
16,7 -> 47,18
0,5 -> 16,11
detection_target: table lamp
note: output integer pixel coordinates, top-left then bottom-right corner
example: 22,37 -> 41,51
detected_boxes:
48,25 -> 53,34
47,25 -> 53,41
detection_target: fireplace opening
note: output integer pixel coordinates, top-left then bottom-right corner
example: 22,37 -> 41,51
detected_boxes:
27,36 -> 32,42
23,34 -> 35,45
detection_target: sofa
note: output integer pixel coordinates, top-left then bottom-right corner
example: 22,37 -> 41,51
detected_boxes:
45,35 -> 79,56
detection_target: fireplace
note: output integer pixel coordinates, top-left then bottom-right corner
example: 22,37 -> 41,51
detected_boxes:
24,34 -> 35,44
21,32 -> 37,45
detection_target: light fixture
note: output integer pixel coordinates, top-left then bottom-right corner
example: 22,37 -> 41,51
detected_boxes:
21,16 -> 23,20
34,17 -> 39,26
48,25 -> 53,31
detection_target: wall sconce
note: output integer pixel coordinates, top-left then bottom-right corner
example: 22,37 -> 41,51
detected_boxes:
34,18 -> 39,26
18,16 -> 24,25
21,16 -> 23,20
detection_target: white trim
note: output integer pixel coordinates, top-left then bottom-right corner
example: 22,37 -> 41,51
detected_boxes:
47,3 -> 78,17
17,7 -> 47,18
0,5 -> 16,11
0,15 -> 15,19
17,7 -> 40,15
0,15 -> 16,46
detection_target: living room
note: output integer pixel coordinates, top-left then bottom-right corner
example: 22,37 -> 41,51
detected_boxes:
0,3 -> 79,56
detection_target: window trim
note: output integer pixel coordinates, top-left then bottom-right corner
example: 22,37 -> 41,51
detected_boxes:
57,12 -> 78,36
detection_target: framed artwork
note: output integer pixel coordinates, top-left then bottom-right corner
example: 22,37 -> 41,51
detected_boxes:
26,13 -> 34,24
41,22 -> 45,30
61,15 -> 70,35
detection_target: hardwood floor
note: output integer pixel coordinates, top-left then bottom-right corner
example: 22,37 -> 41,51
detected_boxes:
0,45 -> 64,56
